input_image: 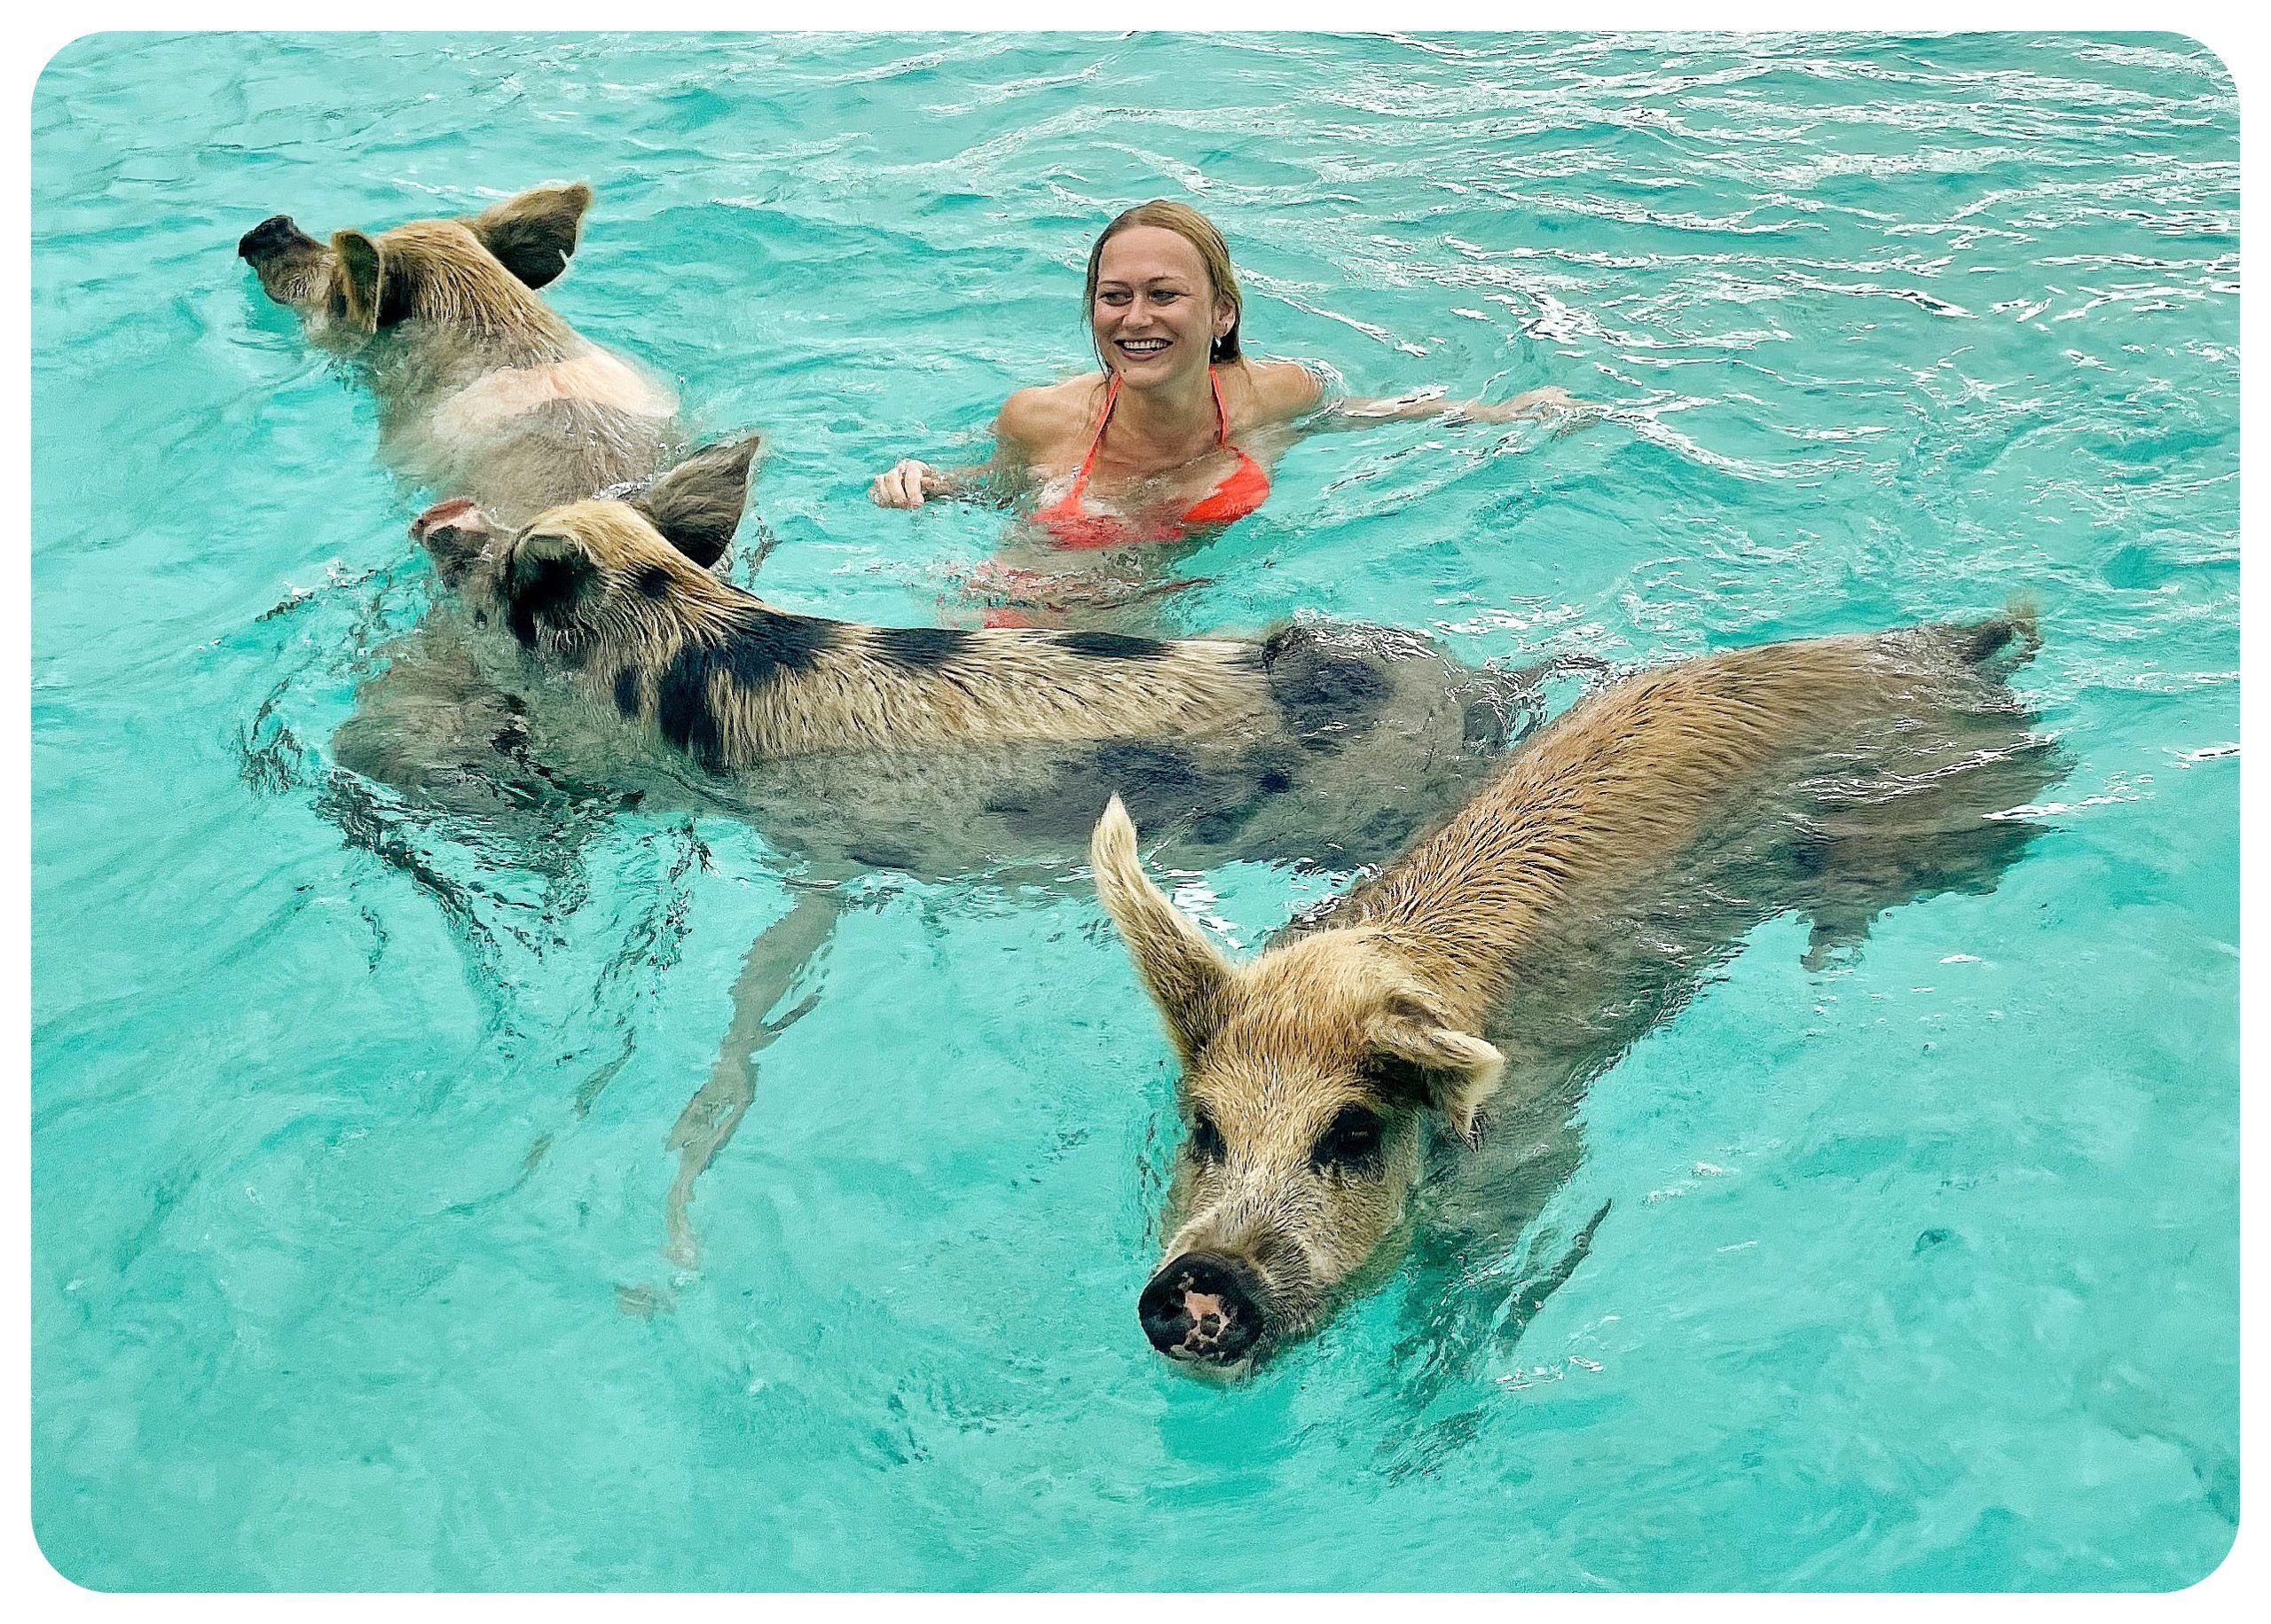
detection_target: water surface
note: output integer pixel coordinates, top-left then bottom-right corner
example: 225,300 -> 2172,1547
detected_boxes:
31,31 -> 2238,1589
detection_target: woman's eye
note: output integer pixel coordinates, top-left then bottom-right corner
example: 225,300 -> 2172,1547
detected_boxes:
1311,1107 -> 1386,1174
1188,1111 -> 1227,1164
1100,290 -> 1131,305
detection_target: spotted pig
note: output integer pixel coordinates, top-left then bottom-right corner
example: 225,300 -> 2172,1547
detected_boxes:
399,478 -> 1545,883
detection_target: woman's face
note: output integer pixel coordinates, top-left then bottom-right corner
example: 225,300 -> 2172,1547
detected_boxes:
1092,226 -> 1231,388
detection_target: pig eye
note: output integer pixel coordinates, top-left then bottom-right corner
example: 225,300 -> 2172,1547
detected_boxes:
1310,1106 -> 1386,1176
1187,1110 -> 1226,1165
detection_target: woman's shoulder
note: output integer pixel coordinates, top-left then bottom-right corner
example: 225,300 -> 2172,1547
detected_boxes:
997,373 -> 1108,446
1223,357 -> 1330,426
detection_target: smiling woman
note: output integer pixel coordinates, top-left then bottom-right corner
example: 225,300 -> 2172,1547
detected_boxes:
869,199 -> 1583,568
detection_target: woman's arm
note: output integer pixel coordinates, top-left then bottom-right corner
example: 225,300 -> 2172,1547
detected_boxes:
1308,382 -> 1587,431
868,387 -> 1060,508
868,457 -> 1000,508
1238,360 -> 1588,438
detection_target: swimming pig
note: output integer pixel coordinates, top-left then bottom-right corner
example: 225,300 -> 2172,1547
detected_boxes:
240,181 -> 712,539
402,475 -> 1537,883
1091,613 -> 2062,1370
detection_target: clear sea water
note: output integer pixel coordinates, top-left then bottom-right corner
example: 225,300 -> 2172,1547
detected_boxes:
30,31 -> 2238,1590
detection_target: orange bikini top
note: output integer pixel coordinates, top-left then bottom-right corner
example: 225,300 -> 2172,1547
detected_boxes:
1032,367 -> 1270,549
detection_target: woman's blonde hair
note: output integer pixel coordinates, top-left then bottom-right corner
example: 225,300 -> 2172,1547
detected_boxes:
1083,200 -> 1244,365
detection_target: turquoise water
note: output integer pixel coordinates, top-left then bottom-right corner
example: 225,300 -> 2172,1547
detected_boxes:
31,32 -> 2237,1590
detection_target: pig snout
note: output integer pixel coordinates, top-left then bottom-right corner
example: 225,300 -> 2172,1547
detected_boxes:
410,497 -> 482,542
238,214 -> 315,261
410,500 -> 499,583
1139,1251 -> 1265,1365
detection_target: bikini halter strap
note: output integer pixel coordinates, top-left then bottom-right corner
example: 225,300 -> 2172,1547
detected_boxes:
1073,365 -> 1232,490
1073,372 -> 1123,485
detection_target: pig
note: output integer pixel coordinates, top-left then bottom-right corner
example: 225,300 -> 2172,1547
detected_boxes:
1091,612 -> 2063,1370
239,181 -> 707,537
241,183 -> 758,821
399,480 -> 1544,885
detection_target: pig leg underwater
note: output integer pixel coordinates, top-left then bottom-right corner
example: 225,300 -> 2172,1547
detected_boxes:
661,884 -> 843,1268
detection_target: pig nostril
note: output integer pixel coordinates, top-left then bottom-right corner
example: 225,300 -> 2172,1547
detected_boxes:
1138,1251 -> 1265,1362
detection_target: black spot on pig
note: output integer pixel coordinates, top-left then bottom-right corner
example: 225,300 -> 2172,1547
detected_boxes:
1261,624 -> 1391,751
653,609 -> 839,769
868,627 -> 974,670
506,550 -> 596,649
1057,631 -> 1169,661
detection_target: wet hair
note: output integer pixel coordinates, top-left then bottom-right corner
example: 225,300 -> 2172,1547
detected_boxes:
1083,200 -> 1244,365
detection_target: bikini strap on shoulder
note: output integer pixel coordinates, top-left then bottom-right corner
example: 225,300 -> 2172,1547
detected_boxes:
1073,372 -> 1121,484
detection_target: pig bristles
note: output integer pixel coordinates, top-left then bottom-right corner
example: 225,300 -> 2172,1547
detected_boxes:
1099,615 -> 2038,1089
377,220 -> 576,349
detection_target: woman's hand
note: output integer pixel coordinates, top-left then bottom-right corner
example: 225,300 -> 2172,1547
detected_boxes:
870,459 -> 952,507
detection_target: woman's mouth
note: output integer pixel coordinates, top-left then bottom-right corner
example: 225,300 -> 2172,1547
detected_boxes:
1116,337 -> 1172,359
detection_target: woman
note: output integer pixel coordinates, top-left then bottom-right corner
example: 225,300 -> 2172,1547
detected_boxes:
868,200 -> 1583,615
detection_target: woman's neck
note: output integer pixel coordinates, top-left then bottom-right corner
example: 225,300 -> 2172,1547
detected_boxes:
1100,363 -> 1219,467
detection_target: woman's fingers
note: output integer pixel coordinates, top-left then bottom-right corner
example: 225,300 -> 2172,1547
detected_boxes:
1469,386 -> 1591,428
869,459 -> 932,507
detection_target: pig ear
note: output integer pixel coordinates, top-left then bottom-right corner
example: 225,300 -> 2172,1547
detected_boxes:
330,231 -> 385,332
461,181 -> 593,290
632,434 -> 762,569
503,525 -> 600,643
1090,796 -> 1230,1063
1368,994 -> 1505,1149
